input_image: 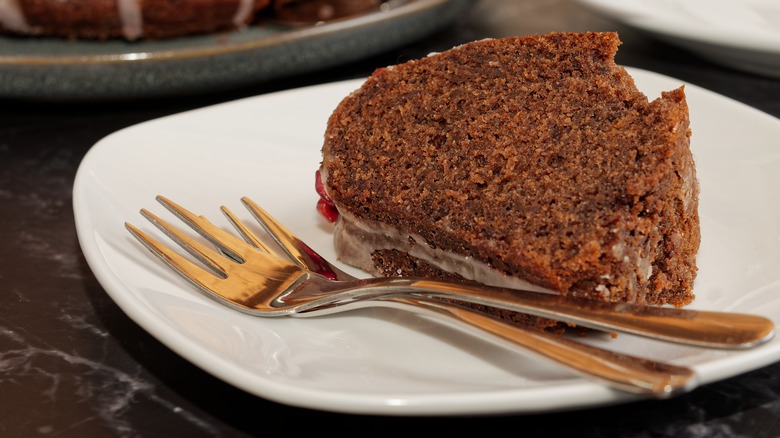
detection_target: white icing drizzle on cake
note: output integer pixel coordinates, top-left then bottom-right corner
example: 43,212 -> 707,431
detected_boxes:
0,0 -> 31,33
233,0 -> 255,27
116,0 -> 143,40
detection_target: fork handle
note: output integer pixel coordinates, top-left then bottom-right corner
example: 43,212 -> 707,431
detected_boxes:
315,277 -> 775,349
382,296 -> 697,398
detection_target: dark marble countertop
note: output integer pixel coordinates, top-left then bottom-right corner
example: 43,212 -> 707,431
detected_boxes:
2,1 -> 779,436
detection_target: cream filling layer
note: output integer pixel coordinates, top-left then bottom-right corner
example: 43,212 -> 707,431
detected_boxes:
333,209 -> 554,294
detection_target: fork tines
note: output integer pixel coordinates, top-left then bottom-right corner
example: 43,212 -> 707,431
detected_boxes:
125,196 -> 255,291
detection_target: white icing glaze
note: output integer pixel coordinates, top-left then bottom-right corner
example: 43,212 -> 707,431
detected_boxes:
116,0 -> 143,40
0,0 -> 31,33
233,0 -> 255,27
680,158 -> 697,213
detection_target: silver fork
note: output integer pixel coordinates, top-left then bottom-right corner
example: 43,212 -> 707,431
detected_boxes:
127,195 -> 699,397
134,196 -> 774,349
124,196 -> 770,397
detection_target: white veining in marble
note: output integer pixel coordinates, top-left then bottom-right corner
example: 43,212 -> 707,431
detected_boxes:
0,321 -> 219,437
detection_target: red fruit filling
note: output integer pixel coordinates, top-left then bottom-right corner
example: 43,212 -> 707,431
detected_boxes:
315,169 -> 339,223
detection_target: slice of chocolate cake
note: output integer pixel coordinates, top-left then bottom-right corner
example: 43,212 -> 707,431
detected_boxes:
317,32 -> 700,312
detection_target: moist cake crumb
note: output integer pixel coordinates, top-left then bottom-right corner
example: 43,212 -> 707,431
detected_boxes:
318,32 -> 700,330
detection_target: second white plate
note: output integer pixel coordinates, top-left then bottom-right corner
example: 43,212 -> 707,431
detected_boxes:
573,0 -> 780,78
74,68 -> 780,415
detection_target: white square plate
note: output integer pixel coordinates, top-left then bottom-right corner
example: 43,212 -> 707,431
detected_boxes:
74,68 -> 780,415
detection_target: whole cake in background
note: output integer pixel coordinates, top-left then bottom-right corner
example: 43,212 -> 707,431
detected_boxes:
0,0 -> 384,40
317,32 -> 700,329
